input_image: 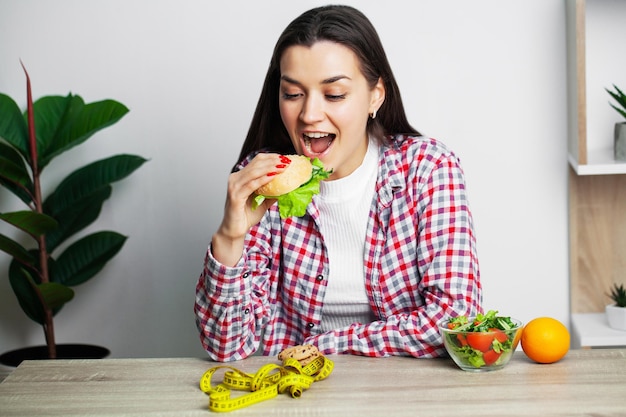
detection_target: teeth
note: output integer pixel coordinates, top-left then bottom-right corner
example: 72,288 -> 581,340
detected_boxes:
304,132 -> 330,139
302,132 -> 334,153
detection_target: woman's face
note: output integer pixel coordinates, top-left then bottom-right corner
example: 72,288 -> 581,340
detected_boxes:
278,41 -> 384,180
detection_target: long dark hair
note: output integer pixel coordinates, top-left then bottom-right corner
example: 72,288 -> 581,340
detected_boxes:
236,5 -> 419,165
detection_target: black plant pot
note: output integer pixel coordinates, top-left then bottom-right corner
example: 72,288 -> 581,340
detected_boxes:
0,344 -> 110,367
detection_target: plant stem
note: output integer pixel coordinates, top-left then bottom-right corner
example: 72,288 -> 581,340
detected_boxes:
43,309 -> 56,359
22,62 -> 56,359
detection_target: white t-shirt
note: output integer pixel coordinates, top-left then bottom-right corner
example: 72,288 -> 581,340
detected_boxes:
317,139 -> 379,332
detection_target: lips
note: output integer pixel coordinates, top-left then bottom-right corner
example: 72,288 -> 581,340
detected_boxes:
302,132 -> 335,155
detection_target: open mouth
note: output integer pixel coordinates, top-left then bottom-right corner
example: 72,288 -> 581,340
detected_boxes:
302,132 -> 335,155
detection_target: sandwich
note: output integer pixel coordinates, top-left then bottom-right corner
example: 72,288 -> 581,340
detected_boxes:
252,155 -> 332,218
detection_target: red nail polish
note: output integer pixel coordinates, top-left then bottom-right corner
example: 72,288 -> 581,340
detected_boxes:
267,172 -> 278,177
279,155 -> 291,164
275,164 -> 287,169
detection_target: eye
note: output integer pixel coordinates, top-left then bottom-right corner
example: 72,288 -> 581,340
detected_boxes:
280,85 -> 302,100
326,94 -> 346,101
281,92 -> 302,100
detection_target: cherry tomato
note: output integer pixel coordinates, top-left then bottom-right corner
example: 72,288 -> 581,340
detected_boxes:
483,349 -> 502,365
466,333 -> 495,352
456,334 -> 468,347
489,328 -> 508,343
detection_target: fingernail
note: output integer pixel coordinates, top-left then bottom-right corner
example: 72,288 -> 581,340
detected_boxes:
275,164 -> 287,169
279,155 -> 291,164
267,172 -> 278,177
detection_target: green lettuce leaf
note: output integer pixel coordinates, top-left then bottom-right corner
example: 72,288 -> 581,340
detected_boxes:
253,157 -> 332,218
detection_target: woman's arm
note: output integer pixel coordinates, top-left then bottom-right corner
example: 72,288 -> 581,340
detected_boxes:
194,223 -> 276,362
305,147 -> 481,357
212,153 -> 287,267
195,153 -> 286,360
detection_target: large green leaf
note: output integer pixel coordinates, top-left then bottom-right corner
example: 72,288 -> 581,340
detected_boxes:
44,154 -> 147,216
34,95 -> 129,169
45,186 -> 112,252
0,233 -> 36,264
39,282 -> 75,310
0,211 -> 58,237
52,231 -> 127,286
32,95 -> 83,164
0,93 -> 28,157
0,141 -> 27,168
8,261 -> 45,324
7,259 -> 72,324
0,140 -> 31,181
0,144 -> 30,172
0,143 -> 33,205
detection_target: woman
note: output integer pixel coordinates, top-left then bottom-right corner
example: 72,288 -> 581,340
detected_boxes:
195,5 -> 482,362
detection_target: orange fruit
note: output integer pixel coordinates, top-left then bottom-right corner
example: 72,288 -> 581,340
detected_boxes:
521,317 -> 570,364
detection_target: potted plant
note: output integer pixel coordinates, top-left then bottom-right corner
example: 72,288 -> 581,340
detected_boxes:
606,282 -> 626,331
606,84 -> 626,161
0,64 -> 147,366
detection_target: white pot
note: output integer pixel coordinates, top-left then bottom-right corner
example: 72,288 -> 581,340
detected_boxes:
614,122 -> 626,161
605,304 -> 626,331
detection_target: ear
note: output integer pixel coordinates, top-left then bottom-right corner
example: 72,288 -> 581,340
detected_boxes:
369,77 -> 386,115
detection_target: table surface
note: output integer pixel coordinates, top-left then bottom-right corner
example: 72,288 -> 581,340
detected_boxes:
1,349 -> 625,417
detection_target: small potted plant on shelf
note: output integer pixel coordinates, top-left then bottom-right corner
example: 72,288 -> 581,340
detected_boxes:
606,282 -> 626,331
606,84 -> 626,161
0,64 -> 147,366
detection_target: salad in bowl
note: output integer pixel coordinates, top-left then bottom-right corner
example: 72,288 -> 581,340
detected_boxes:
439,310 -> 523,372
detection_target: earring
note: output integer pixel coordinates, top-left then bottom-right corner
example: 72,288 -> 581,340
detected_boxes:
370,110 -> 377,119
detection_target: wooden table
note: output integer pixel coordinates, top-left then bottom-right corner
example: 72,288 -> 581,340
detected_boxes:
0,349 -> 625,416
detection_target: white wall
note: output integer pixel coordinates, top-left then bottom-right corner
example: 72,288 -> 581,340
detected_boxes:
0,0 -> 569,359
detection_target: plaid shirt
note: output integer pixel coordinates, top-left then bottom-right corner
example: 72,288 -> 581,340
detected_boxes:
195,135 -> 481,362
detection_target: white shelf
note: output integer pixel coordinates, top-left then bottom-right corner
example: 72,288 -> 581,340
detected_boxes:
571,312 -> 626,348
566,0 -> 626,176
569,148 -> 626,175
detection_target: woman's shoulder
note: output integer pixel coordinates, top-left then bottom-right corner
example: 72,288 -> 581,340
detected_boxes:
375,134 -> 466,194
382,134 -> 457,165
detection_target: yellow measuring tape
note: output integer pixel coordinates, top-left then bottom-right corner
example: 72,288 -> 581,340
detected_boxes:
199,355 -> 334,412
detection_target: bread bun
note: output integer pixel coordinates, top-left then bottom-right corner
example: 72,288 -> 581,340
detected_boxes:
256,155 -> 313,197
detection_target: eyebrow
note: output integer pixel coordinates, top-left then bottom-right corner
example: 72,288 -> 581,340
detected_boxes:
280,74 -> 351,85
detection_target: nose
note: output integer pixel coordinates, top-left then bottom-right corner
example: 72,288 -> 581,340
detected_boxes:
299,94 -> 324,124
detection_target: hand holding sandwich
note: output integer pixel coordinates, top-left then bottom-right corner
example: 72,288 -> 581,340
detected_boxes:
213,153 -> 331,266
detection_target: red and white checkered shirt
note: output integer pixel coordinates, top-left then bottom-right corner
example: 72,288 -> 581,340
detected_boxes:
195,135 -> 482,362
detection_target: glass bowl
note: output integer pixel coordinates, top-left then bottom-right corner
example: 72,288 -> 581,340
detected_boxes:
438,318 -> 523,372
